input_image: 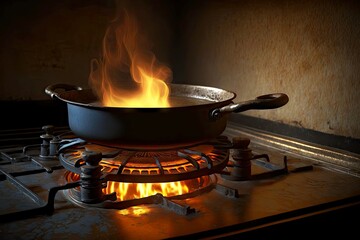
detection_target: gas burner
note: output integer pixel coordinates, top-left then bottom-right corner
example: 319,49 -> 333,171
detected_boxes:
57,136 -> 232,209
65,172 -> 216,215
59,137 -> 231,183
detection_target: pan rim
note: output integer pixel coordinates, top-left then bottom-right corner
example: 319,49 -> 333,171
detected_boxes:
56,83 -> 237,110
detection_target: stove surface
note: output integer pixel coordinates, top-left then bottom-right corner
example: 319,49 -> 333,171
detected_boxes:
0,123 -> 359,239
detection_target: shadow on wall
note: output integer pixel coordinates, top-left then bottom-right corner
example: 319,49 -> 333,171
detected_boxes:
174,0 -> 360,139
0,0 -> 176,100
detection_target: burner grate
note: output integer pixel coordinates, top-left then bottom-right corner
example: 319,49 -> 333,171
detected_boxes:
59,137 -> 231,183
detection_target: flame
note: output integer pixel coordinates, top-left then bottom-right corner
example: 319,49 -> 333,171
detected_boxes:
66,171 -> 211,204
106,181 -> 190,201
89,11 -> 172,107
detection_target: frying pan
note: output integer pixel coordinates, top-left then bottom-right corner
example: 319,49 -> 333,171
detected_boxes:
45,83 -> 288,150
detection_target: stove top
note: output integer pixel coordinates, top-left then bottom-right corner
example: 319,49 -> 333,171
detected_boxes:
0,123 -> 359,239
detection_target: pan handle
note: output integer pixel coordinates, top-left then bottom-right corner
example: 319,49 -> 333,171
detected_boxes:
45,83 -> 83,98
211,93 -> 289,119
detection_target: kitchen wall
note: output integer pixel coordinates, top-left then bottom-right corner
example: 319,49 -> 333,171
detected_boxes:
175,0 -> 360,139
0,0 -> 359,140
0,0 -> 175,100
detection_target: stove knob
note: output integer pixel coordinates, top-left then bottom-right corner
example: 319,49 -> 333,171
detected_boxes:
82,151 -> 102,166
232,136 -> 252,163
40,125 -> 54,140
232,137 -> 250,149
49,136 -> 61,156
40,125 -> 55,157
227,136 -> 252,180
80,151 -> 104,204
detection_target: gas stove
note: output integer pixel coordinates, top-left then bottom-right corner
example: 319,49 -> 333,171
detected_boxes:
0,122 -> 360,239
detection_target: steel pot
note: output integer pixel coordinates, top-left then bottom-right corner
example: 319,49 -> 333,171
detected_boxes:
45,83 -> 288,150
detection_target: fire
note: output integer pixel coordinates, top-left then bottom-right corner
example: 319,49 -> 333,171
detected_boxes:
106,181 -> 190,201
89,11 -> 172,107
66,171 -> 211,203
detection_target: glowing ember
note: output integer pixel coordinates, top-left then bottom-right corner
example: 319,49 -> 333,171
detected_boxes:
89,10 -> 172,107
118,206 -> 150,216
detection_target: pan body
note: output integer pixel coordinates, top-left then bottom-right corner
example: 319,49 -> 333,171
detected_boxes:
60,84 -> 235,150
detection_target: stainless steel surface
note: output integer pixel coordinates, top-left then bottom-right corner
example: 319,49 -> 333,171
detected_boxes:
225,122 -> 360,177
1,123 -> 359,239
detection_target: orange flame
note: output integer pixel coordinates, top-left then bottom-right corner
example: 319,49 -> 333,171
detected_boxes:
66,172 -> 210,203
106,181 -> 190,201
89,11 -> 172,107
